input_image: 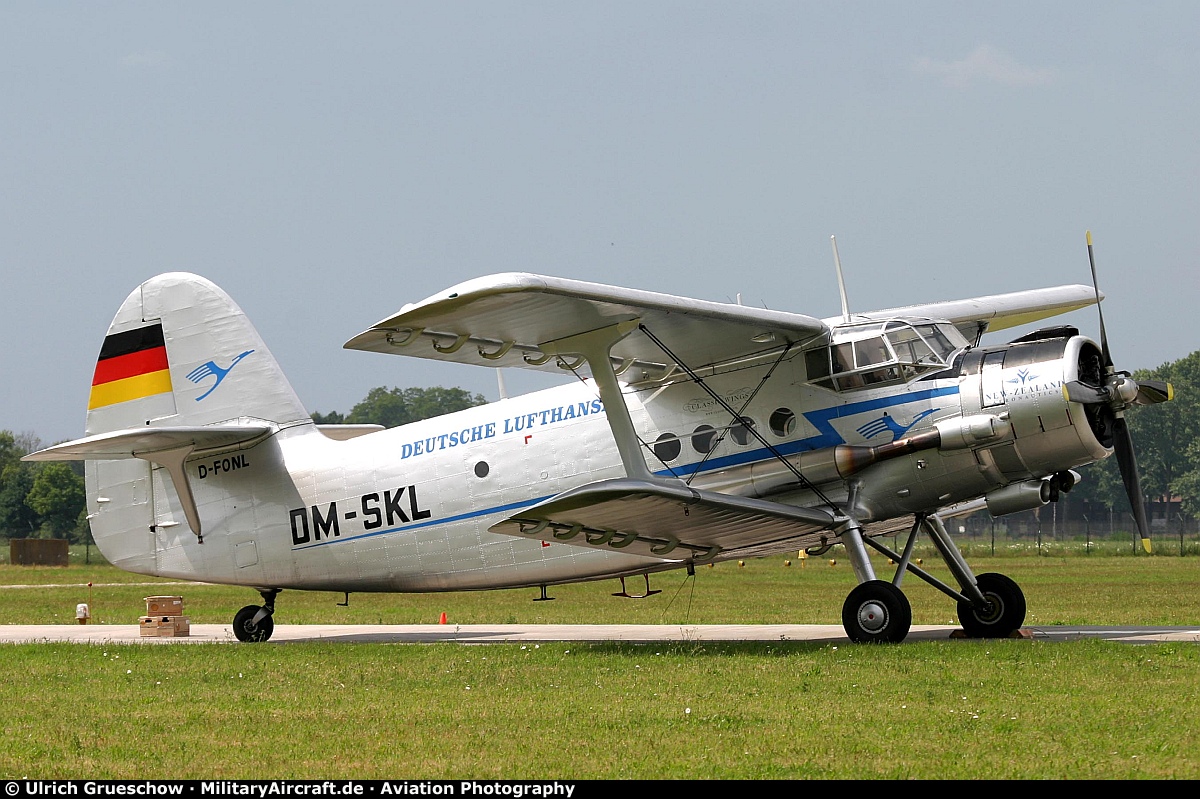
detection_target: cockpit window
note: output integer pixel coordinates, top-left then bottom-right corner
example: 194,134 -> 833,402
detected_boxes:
833,342 -> 855,373
805,347 -> 831,381
805,321 -> 967,393
886,324 -> 936,364
853,337 -> 888,367
912,324 -> 960,361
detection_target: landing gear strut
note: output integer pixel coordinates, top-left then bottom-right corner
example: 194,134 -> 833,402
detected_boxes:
843,513 -> 1028,643
837,509 -> 914,644
232,589 -> 279,643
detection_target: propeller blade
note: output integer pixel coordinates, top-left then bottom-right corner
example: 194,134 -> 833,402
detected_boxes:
1134,379 -> 1174,406
1081,233 -> 1164,554
1112,415 -> 1152,554
1062,380 -> 1109,405
1085,231 -> 1114,370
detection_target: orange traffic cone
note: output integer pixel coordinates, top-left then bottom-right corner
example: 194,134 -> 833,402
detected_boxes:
439,612 -> 447,624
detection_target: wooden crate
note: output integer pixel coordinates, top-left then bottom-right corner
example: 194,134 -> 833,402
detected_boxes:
139,616 -> 190,637
144,596 -> 184,616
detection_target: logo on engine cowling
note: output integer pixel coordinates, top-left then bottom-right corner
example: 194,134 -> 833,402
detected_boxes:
984,367 -> 1062,406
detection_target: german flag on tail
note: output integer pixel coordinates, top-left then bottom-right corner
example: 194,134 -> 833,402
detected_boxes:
88,323 -> 172,410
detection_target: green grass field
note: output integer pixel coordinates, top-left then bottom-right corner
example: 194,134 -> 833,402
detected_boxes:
5,543 -> 1199,628
2,548 -> 1199,779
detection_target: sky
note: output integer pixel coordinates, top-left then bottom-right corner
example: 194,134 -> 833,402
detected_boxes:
2,2 -> 1197,446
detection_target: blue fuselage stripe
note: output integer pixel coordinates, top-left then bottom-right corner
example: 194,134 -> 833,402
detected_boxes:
656,385 -> 960,478
292,385 -> 960,549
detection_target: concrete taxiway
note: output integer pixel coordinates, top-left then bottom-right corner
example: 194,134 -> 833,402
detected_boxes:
1,623 -> 1197,645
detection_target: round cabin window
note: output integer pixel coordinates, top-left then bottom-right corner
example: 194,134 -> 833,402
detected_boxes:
730,417 -> 756,446
653,433 -> 681,462
769,408 -> 796,438
692,424 -> 718,454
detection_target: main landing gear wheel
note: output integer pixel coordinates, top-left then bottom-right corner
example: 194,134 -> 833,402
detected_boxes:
842,580 -> 912,644
957,572 -> 1026,638
232,604 -> 275,643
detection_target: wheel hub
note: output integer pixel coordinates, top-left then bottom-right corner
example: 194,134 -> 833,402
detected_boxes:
974,595 -> 1003,623
857,601 -> 889,632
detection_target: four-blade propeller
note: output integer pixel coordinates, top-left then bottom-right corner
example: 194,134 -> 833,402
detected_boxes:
1061,232 -> 1173,553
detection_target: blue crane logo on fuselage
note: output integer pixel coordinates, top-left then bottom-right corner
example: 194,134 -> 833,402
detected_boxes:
187,350 -> 255,401
856,408 -> 938,441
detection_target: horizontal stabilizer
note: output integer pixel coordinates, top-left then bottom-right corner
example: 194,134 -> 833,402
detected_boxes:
489,478 -> 842,562
23,425 -> 272,462
345,273 -> 829,383
24,424 -> 272,541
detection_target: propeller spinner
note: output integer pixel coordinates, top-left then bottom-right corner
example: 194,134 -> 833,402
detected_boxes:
1061,232 -> 1173,553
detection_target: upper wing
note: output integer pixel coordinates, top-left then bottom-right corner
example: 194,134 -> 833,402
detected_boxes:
344,273 -> 829,381
848,284 -> 1099,340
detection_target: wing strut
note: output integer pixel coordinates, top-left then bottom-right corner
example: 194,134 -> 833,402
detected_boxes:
144,445 -> 204,543
540,320 -> 661,482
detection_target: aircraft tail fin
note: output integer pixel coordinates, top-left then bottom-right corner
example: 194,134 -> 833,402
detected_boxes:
84,272 -> 310,435
25,273 -> 312,566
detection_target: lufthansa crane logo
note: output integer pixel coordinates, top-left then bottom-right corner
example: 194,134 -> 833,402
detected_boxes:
187,350 -> 255,401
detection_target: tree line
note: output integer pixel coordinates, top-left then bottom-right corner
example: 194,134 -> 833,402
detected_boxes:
1,352 -> 1196,543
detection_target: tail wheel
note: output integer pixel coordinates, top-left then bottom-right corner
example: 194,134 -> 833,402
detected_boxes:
957,572 -> 1026,638
842,580 -> 912,644
232,604 -> 274,643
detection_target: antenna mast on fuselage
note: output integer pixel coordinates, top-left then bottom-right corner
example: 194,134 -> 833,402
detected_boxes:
831,235 -> 851,324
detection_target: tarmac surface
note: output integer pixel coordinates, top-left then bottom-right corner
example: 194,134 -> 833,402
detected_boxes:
1,622 -> 1198,645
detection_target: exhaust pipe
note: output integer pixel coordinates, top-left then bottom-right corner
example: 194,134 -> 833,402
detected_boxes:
985,480 -> 1052,517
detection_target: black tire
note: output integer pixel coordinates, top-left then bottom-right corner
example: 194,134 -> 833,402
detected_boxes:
232,604 -> 274,643
957,572 -> 1026,638
842,580 -> 912,643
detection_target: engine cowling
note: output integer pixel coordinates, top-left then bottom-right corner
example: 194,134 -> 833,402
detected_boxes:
956,332 -> 1110,483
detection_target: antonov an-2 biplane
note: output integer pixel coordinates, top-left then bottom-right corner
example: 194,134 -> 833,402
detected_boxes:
26,234 -> 1172,643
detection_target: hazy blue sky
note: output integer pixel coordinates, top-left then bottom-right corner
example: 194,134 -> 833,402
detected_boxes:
3,3 -> 1197,445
